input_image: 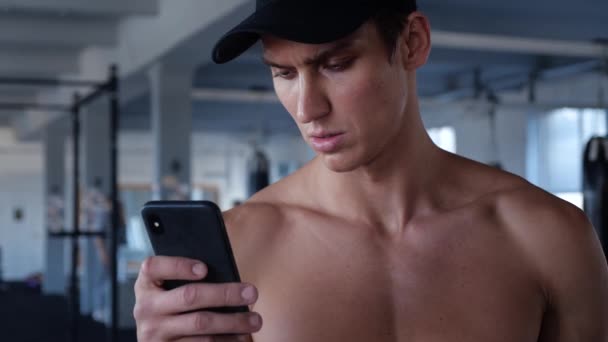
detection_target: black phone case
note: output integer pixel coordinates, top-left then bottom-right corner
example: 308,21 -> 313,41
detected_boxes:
141,200 -> 248,313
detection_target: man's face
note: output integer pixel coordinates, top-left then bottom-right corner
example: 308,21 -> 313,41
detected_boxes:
262,22 -> 411,173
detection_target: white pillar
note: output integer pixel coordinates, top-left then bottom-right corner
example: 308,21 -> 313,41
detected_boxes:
148,62 -> 193,200
43,118 -> 68,295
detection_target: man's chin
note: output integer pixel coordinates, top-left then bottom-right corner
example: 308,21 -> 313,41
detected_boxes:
320,154 -> 359,173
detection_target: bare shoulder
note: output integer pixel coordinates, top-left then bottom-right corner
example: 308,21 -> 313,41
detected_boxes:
223,161 -> 311,234
491,180 -> 600,269
494,182 -> 597,254
221,164 -> 313,281
446,153 -> 586,228
221,200 -> 285,283
496,182 -> 588,230
494,182 -> 608,333
447,155 -> 595,247
223,193 -> 291,245
223,158 -> 313,229
449,154 -> 606,305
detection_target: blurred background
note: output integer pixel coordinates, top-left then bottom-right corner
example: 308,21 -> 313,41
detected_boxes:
0,0 -> 607,341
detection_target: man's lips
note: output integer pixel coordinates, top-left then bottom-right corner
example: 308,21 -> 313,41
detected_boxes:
309,132 -> 345,153
310,132 -> 342,139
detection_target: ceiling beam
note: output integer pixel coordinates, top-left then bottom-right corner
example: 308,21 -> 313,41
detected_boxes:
191,86 -> 608,112
0,46 -> 80,76
192,88 -> 280,104
0,87 -> 38,102
10,0 -> 252,139
0,14 -> 117,46
432,30 -> 608,59
0,0 -> 158,16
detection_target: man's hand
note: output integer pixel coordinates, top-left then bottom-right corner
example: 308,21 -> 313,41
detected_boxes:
134,256 -> 262,341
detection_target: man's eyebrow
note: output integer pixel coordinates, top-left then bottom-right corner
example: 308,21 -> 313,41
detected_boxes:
261,39 -> 356,68
303,40 -> 355,66
261,56 -> 289,69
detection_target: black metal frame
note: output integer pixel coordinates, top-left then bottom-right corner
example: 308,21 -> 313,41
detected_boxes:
432,59 -> 604,103
0,66 -> 120,342
602,48 -> 608,129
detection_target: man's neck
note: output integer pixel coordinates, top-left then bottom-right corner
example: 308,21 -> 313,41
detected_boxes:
312,118 -> 444,236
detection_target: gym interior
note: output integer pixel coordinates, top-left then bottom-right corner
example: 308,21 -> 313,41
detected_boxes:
0,1 -> 607,341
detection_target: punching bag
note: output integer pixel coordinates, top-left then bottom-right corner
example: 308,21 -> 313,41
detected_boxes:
0,245 -> 3,287
583,136 -> 608,258
247,147 -> 270,198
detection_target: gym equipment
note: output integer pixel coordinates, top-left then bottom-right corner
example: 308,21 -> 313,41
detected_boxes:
0,245 -> 4,291
0,66 -> 121,342
247,146 -> 270,197
46,186 -> 65,234
583,136 -> 608,258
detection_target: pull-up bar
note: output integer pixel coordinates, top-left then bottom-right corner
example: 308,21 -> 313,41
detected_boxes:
0,65 -> 121,342
0,72 -> 112,113
0,103 -> 70,112
0,76 -> 103,88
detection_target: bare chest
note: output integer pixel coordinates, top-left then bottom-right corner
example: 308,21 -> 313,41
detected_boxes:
248,216 -> 545,342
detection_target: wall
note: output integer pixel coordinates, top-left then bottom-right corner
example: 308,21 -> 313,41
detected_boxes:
0,129 -> 44,280
0,128 -> 312,281
453,107 -> 528,177
118,131 -> 314,209
423,103 -> 529,178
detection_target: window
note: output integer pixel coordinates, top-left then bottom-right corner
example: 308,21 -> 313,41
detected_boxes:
528,108 -> 607,193
428,126 -> 457,153
191,184 -> 220,203
120,185 -> 153,253
555,192 -> 584,209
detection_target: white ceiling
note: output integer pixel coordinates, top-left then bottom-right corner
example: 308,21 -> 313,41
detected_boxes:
0,0 -> 606,136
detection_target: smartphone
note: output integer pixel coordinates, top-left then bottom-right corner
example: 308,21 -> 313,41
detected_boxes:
141,200 -> 248,313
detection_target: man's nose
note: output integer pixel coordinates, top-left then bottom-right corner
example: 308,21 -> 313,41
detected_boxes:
296,75 -> 330,124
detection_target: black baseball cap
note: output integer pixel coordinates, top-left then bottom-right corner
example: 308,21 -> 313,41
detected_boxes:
212,0 -> 417,64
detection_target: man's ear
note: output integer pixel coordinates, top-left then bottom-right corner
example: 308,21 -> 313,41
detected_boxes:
399,12 -> 432,70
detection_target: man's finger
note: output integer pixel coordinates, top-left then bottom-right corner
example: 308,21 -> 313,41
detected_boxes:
153,282 -> 258,313
176,335 -> 251,342
163,311 -> 263,337
136,256 -> 207,290
174,337 -> 214,342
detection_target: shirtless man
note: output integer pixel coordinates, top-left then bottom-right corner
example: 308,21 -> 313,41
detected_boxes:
134,0 -> 608,340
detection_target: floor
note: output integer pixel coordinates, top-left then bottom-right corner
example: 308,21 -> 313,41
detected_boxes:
0,283 -> 136,342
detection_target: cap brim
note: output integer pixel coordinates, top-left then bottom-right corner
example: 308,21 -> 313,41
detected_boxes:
212,1 -> 377,64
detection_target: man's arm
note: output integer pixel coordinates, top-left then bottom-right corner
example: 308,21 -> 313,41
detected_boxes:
507,190 -> 608,341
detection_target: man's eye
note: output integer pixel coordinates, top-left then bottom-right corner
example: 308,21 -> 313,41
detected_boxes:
273,69 -> 295,79
325,59 -> 354,72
